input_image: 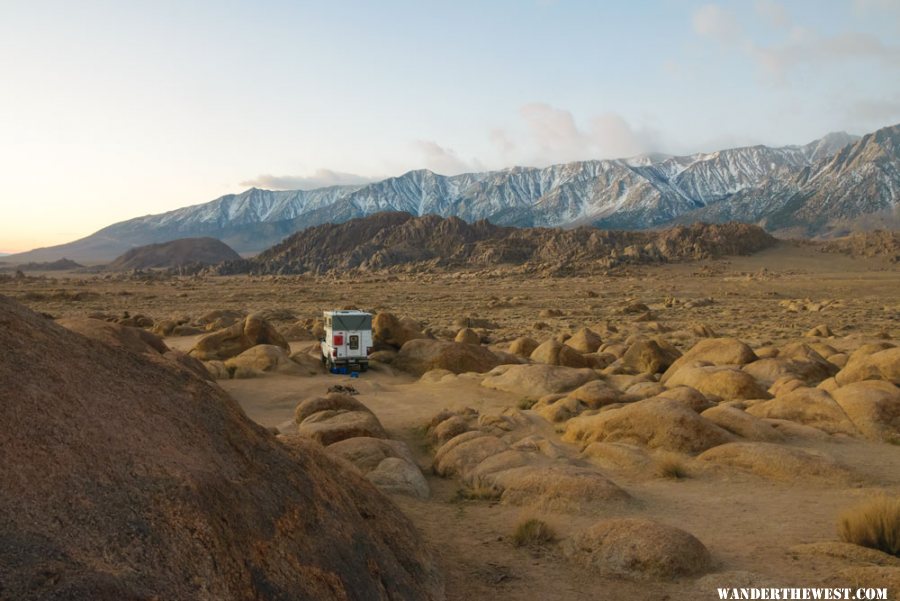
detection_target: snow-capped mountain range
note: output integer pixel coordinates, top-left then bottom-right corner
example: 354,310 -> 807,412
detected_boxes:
11,124 -> 899,262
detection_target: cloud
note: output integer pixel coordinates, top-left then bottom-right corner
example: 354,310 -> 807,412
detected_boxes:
692,3 -> 900,83
754,30 -> 900,80
240,169 -> 377,190
590,114 -> 662,159
853,0 -> 900,14
517,102 -> 661,163
755,0 -> 790,28
845,95 -> 900,125
411,140 -> 473,174
662,58 -> 682,76
408,106 -> 665,174
692,4 -> 741,43
489,128 -> 516,156
519,103 -> 589,161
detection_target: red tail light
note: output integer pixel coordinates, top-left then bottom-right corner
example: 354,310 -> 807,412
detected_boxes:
333,334 -> 344,345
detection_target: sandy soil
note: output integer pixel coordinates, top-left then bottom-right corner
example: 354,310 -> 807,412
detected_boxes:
3,240 -> 899,600
197,367 -> 900,599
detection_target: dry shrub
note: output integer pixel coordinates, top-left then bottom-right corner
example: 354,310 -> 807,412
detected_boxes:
452,485 -> 501,503
512,518 -> 555,548
838,496 -> 900,557
656,453 -> 690,479
517,397 -> 538,410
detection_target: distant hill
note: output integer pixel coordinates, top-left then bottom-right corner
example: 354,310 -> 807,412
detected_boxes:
9,126 -> 890,263
4,258 -> 84,272
819,230 -> 900,261
215,211 -> 777,276
106,237 -> 241,271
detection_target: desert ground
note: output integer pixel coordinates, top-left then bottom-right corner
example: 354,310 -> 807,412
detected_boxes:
3,239 -> 899,600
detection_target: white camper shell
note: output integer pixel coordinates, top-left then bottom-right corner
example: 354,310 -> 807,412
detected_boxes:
320,310 -> 373,372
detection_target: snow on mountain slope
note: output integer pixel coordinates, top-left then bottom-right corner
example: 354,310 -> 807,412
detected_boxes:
10,127 -> 883,263
677,124 -> 898,235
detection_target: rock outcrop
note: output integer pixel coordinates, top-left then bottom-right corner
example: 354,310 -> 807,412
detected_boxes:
215,213 -> 777,275
563,398 -> 735,454
0,296 -> 443,601
189,314 -> 290,361
393,339 -> 500,376
563,518 -> 712,580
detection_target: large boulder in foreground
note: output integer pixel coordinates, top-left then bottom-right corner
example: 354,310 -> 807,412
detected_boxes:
0,296 -> 443,601
57,317 -> 168,354
393,339 -> 500,376
563,518 -> 711,580
57,317 -> 209,379
189,313 -> 290,361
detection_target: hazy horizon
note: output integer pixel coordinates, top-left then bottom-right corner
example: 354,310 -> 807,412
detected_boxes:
2,0 -> 899,253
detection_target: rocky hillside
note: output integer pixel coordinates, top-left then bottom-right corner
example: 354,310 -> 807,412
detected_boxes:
0,296 -> 443,600
12,128 -> 879,262
216,212 -> 776,275
818,230 -> 900,261
679,125 -> 900,236
106,237 -> 242,270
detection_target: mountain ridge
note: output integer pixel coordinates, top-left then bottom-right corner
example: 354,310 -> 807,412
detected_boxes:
10,125 -> 897,263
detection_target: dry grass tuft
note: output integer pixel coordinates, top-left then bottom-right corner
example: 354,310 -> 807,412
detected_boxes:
517,397 -> 538,410
656,454 -> 690,479
511,518 -> 556,548
838,496 -> 900,557
452,485 -> 501,503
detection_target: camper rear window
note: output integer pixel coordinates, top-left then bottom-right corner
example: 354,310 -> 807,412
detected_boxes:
331,314 -> 372,331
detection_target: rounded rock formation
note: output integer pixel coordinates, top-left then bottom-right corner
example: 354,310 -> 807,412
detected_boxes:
564,518 -> 711,580
393,339 -> 500,376
0,296 -> 443,601
189,314 -> 289,361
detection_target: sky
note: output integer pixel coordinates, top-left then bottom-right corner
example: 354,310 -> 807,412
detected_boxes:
1,0 -> 898,252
